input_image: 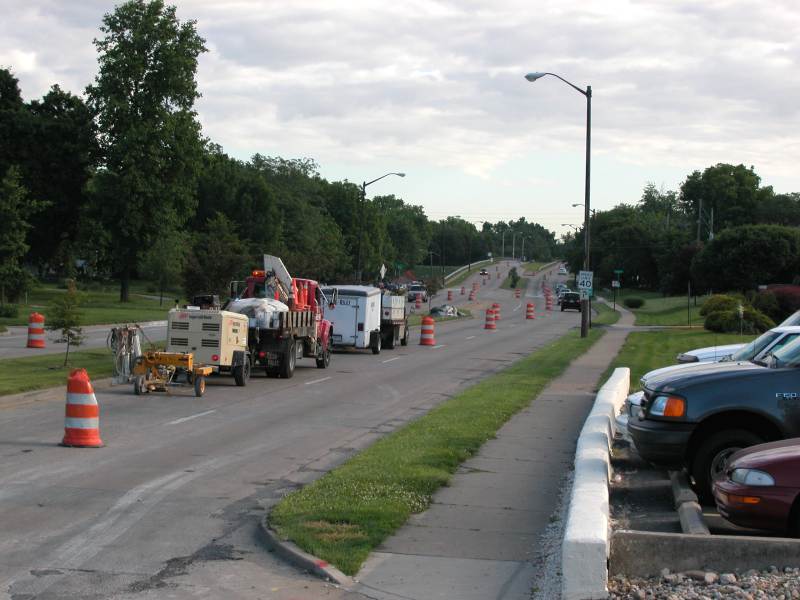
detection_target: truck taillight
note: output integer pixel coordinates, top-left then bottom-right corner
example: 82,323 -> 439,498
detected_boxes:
212,354 -> 220,362
358,323 -> 364,331
258,351 -> 266,358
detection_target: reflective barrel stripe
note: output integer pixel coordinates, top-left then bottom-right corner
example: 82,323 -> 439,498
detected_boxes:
65,392 -> 98,405
64,417 -> 99,429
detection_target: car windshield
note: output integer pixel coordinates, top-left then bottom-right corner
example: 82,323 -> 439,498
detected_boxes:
730,331 -> 780,362
779,310 -> 800,327
771,336 -> 800,368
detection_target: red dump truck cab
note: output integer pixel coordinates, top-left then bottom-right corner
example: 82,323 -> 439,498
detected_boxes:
229,261 -> 333,379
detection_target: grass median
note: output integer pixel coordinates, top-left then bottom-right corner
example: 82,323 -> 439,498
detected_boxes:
500,274 -> 529,291
602,328 -> 755,391
269,326 -> 605,575
407,307 -> 472,327
0,348 -> 115,396
592,301 -> 620,326
614,290 -> 709,326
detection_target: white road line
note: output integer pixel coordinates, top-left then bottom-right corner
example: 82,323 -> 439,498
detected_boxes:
432,344 -> 446,349
382,357 -> 402,364
165,409 -> 216,426
513,303 -> 522,311
466,335 -> 475,340
305,376 -> 332,385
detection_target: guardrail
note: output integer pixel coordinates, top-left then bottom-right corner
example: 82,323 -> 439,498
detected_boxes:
443,258 -> 493,283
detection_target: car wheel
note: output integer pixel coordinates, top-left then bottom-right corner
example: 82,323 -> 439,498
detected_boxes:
691,429 -> 764,504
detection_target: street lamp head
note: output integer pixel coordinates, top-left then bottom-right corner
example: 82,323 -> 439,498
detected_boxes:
396,173 -> 406,177
525,72 -> 547,82
572,203 -> 584,208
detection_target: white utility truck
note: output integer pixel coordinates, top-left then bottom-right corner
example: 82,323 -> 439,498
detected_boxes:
322,285 -> 384,354
381,293 -> 409,349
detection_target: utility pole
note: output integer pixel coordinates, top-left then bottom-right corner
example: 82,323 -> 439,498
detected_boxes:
696,197 -> 703,243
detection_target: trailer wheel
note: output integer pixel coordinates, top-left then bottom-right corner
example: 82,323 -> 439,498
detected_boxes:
280,339 -> 296,379
194,376 -> 206,397
133,375 -> 145,395
316,338 -> 331,369
371,333 -> 382,355
233,358 -> 250,387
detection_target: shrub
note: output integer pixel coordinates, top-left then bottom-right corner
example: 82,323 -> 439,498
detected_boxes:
752,291 -> 782,322
699,294 -> 740,316
0,304 -> 19,318
771,287 -> 800,319
704,307 -> 775,334
624,297 -> 645,308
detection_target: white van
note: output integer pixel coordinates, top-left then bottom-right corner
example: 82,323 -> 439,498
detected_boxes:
322,285 -> 384,354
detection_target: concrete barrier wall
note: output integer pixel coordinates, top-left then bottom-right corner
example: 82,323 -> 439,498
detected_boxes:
562,367 -> 630,600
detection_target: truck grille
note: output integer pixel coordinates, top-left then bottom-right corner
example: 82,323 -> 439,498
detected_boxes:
170,337 -> 188,346
201,323 -> 220,332
201,339 -> 219,348
171,322 -> 189,330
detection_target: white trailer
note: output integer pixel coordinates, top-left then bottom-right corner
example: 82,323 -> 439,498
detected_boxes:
381,294 -> 409,348
322,285 -> 384,354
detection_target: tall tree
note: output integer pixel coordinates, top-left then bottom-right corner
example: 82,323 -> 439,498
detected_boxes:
0,167 -> 35,304
86,0 -> 207,301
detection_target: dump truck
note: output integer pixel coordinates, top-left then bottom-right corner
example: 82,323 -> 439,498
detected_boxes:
227,255 -> 334,378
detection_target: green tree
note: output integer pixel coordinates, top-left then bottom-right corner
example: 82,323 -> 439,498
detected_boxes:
182,213 -> 248,299
48,279 -> 84,366
86,0 -> 207,302
0,167 -> 35,304
139,228 -> 188,305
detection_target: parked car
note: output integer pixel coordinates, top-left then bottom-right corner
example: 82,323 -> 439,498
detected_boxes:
714,438 -> 800,535
628,335 -> 800,502
560,292 -> 581,311
407,284 -> 429,302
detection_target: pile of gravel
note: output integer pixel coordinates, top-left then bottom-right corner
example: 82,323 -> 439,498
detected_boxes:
609,566 -> 800,599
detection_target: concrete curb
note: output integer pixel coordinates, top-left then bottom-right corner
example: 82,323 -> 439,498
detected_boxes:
669,471 -> 709,535
258,517 -> 353,587
562,367 -> 630,600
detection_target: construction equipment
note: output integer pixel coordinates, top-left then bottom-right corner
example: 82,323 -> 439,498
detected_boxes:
108,325 -> 144,384
132,351 -> 212,397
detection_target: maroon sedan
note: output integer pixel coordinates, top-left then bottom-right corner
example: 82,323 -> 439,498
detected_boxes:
713,438 -> 800,534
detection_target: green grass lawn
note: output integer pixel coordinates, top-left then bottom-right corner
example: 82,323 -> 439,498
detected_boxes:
1,283 -> 174,327
613,289 -> 709,327
592,301 -> 620,326
522,261 -> 555,274
269,327 -> 605,575
603,329 -> 754,391
500,274 -> 529,291
0,348 -> 115,396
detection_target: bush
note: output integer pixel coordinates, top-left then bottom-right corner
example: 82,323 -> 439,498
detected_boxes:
0,304 -> 19,318
624,297 -> 645,308
704,307 -> 775,334
699,294 -> 741,316
771,287 -> 800,319
509,267 -> 520,288
752,291 -> 782,322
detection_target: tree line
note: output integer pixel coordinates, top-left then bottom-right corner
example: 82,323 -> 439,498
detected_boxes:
562,163 -> 800,298
0,0 -> 557,303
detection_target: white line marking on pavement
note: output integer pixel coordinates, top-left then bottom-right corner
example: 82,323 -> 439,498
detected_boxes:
432,344 -> 446,349
513,303 -> 522,311
305,376 -> 332,385
466,335 -> 475,340
382,357 -> 402,363
165,409 -> 216,426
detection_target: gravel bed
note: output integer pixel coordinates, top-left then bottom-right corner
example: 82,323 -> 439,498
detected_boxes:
609,566 -> 800,599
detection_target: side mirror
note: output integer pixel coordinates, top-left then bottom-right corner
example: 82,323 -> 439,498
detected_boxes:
329,302 -> 336,310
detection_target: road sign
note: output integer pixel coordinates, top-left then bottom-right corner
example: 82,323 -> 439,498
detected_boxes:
612,280 -> 621,288
577,270 -> 593,292
614,268 -> 624,275
580,289 -> 591,300
379,264 -> 387,279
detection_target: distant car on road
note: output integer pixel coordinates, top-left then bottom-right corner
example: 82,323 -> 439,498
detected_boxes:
558,266 -> 568,275
407,284 -> 429,302
479,268 -> 488,275
560,292 -> 581,311
714,438 -> 800,535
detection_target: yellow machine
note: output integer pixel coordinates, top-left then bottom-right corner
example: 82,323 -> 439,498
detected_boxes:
132,351 -> 213,397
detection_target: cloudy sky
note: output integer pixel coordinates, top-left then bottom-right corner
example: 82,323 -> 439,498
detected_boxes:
2,0 -> 799,235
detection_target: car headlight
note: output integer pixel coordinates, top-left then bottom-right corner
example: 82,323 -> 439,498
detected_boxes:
730,468 -> 775,486
649,394 -> 686,418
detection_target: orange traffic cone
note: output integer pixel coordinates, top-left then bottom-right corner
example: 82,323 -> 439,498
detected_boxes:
420,316 -> 436,346
460,286 -> 465,295
484,309 -> 496,330
27,312 -> 46,348
526,303 -> 536,320
415,293 -> 422,310
468,290 -> 476,301
447,290 -> 453,301
515,288 -> 521,299
492,302 -> 501,321
62,368 -> 103,448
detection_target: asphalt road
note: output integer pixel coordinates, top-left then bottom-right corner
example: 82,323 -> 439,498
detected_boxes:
0,261 -> 577,600
0,322 -> 167,360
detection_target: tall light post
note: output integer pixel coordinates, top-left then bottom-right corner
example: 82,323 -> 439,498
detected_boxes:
521,236 -> 532,262
526,71 -> 591,337
511,232 -> 517,260
562,223 -> 580,232
356,172 -> 405,282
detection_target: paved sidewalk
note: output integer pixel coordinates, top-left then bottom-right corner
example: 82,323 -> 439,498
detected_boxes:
353,305 -> 636,599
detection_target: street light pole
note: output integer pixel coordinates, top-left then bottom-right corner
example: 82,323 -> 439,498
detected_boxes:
526,71 -> 591,337
356,172 -> 405,282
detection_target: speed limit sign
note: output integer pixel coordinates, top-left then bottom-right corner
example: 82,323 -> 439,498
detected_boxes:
577,270 -> 593,292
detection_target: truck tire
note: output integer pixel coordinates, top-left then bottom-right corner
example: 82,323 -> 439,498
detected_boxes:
233,358 -> 250,387
280,339 -> 296,379
316,338 -> 331,369
194,376 -> 206,397
401,325 -> 409,346
690,429 -> 764,504
371,332 -> 382,355
385,326 -> 396,350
